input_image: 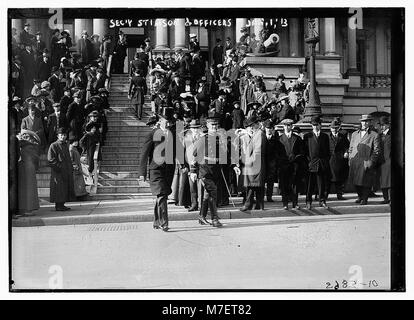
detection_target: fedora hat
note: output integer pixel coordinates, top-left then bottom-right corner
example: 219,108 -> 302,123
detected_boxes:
311,116 -> 322,125
280,118 -> 294,125
206,109 -> 221,123
379,116 -> 390,125
360,114 -> 373,122
189,119 -> 201,128
330,119 -> 341,128
247,101 -> 262,109
277,93 -> 289,103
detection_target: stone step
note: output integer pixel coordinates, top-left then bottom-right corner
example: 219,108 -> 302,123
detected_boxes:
37,166 -> 51,173
38,187 -> 50,197
101,145 -> 142,152
86,193 -> 152,200
96,186 -> 151,194
107,126 -> 144,132
98,179 -> 141,186
36,173 -> 51,180
98,171 -> 141,179
102,152 -> 140,160
104,140 -> 146,147
106,132 -> 148,139
101,158 -> 140,165
37,180 -> 51,188
99,164 -> 141,171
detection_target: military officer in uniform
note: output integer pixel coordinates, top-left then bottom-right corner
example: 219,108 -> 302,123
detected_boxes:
189,110 -> 224,227
139,107 -> 176,231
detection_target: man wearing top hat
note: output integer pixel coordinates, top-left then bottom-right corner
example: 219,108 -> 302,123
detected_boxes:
379,116 -> 391,204
303,116 -> 331,209
139,107 -> 176,232
47,127 -> 75,211
348,114 -> 381,205
189,110 -> 224,227
327,118 -> 350,200
278,118 -> 304,210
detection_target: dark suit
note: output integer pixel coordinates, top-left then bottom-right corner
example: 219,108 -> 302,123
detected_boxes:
37,60 -> 51,82
380,130 -> 391,201
77,38 -> 92,64
303,132 -> 331,204
264,133 -> 282,200
328,132 -> 350,198
139,126 -> 176,229
47,113 -> 69,144
129,59 -> 148,77
128,75 -> 147,118
48,74 -> 63,102
278,133 -> 304,207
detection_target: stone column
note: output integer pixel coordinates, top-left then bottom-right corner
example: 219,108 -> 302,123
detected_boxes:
289,18 -> 300,57
324,18 -> 336,55
235,18 -> 248,42
11,19 -> 24,43
347,17 -> 360,87
93,19 -> 109,38
74,19 -> 93,43
155,19 -> 169,50
174,18 -> 186,50
376,21 -> 386,74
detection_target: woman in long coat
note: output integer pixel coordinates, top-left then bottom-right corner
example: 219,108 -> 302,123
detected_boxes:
47,127 -> 75,210
17,130 -> 40,215
69,139 -> 88,198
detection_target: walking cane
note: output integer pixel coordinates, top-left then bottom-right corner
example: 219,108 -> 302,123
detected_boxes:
221,168 -> 236,208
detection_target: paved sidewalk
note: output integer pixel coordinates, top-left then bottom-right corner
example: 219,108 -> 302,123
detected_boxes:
12,193 -> 391,227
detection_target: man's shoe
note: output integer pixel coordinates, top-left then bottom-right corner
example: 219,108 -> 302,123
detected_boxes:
292,205 -> 300,210
153,225 -> 160,230
161,226 -> 169,232
283,205 -> 289,210
62,206 -> 71,211
320,202 -> 328,208
212,219 -> 223,228
188,206 -> 199,212
22,211 -> 35,216
306,203 -> 312,210
198,217 -> 211,225
355,198 -> 362,204
360,200 -> 368,205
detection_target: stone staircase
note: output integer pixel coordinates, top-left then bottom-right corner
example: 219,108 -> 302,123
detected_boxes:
36,73 -> 155,201
95,73 -> 153,200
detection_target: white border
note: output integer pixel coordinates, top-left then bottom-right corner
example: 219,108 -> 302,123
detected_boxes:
0,0 -> 411,300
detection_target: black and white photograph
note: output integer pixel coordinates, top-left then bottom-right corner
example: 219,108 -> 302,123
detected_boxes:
4,3 -> 405,295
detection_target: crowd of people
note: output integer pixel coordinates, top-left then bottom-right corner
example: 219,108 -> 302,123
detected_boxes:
10,23 -> 114,217
9,24 -> 391,228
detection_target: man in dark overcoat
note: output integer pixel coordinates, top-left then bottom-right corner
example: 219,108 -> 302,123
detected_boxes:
128,69 -> 148,120
327,119 -> 350,200
139,107 -> 176,231
47,127 -> 74,211
263,119 -> 281,202
303,116 -> 331,208
278,118 -> 304,210
348,114 -> 381,205
379,116 -> 391,204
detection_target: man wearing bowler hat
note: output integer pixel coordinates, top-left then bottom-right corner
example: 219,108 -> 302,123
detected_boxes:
139,107 -> 176,231
348,114 -> 381,205
47,127 -> 75,211
189,110 -> 224,227
303,116 -> 331,209
327,118 -> 350,200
